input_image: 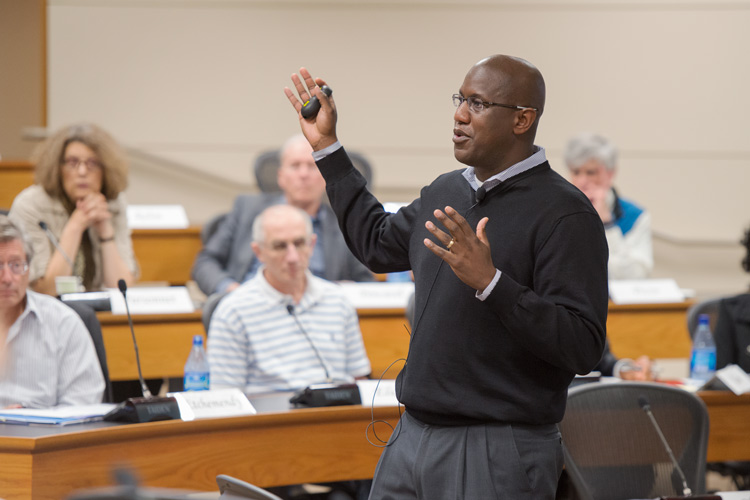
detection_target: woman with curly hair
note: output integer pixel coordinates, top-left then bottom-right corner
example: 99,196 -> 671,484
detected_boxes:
9,123 -> 138,295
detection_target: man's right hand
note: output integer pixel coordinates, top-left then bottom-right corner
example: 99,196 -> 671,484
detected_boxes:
284,67 -> 339,151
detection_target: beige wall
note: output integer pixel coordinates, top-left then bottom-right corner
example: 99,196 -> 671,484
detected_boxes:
0,0 -> 45,160
39,0 -> 750,296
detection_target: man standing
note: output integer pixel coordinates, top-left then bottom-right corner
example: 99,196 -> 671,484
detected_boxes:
565,132 -> 653,279
207,204 -> 371,394
191,134 -> 372,297
284,55 -> 608,498
0,215 -> 104,408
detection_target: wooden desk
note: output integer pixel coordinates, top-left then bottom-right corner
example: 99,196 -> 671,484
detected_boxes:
100,301 -> 697,383
131,227 -> 202,285
357,308 -> 409,379
98,312 -> 205,381
0,161 -> 34,209
607,301 -> 694,360
0,391 -> 746,500
99,308 -> 409,382
0,397 -> 402,500
700,391 -> 750,462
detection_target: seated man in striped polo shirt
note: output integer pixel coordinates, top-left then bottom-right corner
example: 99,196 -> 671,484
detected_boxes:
0,215 -> 104,408
207,204 -> 371,395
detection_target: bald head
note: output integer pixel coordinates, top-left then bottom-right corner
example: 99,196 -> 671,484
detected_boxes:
472,55 -> 545,119
453,55 -> 546,176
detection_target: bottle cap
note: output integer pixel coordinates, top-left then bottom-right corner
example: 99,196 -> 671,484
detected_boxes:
698,313 -> 710,325
193,334 -> 204,346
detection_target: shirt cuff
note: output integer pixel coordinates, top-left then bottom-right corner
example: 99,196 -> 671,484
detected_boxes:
312,141 -> 342,161
475,269 -> 502,301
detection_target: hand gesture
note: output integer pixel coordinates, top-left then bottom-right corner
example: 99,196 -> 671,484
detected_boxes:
284,67 -> 338,151
424,206 -> 495,291
70,192 -> 113,238
580,184 -> 612,224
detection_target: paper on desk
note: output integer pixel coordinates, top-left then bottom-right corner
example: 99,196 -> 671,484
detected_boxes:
608,279 -> 686,305
357,379 -> 399,407
338,282 -> 414,309
127,204 -> 189,229
108,286 -> 195,315
0,403 -> 116,426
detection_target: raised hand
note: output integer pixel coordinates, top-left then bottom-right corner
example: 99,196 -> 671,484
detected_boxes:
284,67 -> 339,151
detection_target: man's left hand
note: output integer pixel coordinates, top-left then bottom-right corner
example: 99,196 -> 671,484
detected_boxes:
424,206 -> 495,291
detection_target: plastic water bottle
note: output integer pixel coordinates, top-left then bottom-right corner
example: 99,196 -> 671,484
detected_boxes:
689,314 -> 716,382
184,335 -> 210,391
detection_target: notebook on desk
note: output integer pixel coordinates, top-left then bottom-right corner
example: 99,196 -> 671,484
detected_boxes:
0,404 -> 115,426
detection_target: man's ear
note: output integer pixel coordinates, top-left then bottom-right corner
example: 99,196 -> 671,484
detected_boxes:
309,233 -> 318,251
251,242 -> 263,262
513,108 -> 538,135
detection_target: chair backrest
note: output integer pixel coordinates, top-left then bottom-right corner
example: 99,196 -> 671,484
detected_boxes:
64,301 -> 113,403
201,212 -> 228,244
253,149 -> 373,193
686,296 -> 725,339
559,382 -> 708,500
202,290 -> 230,333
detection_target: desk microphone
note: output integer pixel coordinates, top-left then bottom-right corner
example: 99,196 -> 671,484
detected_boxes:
38,221 -> 75,271
103,279 -> 180,423
286,304 -> 361,408
286,304 -> 331,382
637,395 -> 692,497
119,279 -> 151,398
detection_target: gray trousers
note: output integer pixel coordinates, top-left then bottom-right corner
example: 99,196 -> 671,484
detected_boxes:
368,411 -> 563,500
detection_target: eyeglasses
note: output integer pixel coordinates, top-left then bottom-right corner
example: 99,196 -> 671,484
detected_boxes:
452,94 -> 538,114
0,260 -> 29,276
61,157 -> 103,172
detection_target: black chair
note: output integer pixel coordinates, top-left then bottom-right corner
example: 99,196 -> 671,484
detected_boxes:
64,301 -> 113,403
202,290 -> 230,333
200,212 -> 228,244
253,149 -> 373,193
559,382 -> 708,500
686,296 -> 725,338
687,295 -> 750,490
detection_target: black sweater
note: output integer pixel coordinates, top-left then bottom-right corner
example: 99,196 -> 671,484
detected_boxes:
318,148 -> 609,425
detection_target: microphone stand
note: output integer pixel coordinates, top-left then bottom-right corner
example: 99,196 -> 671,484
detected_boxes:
286,304 -> 361,407
638,395 -> 692,497
103,280 -> 181,423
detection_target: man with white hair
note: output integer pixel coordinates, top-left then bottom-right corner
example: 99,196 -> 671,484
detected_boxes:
192,134 -> 372,297
0,215 -> 104,408
565,132 -> 653,279
207,204 -> 371,394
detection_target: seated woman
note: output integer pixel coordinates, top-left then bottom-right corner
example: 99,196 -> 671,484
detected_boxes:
9,123 -> 137,295
715,225 -> 750,373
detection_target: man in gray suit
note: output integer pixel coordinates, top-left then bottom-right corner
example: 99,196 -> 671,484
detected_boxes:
192,134 -> 373,297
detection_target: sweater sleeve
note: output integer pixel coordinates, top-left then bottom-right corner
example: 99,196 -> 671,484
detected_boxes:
316,147 -> 415,274
484,211 -> 609,375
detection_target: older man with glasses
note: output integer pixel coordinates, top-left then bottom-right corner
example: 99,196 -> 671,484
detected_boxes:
284,55 -> 609,499
0,215 -> 104,408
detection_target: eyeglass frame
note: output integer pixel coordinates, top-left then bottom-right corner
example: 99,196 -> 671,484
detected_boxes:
61,156 -> 103,172
0,260 -> 29,276
452,94 -> 538,114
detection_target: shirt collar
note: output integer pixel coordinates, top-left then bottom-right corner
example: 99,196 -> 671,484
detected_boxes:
462,145 -> 546,193
6,289 -> 40,343
254,267 -> 323,312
